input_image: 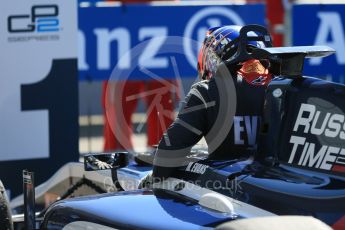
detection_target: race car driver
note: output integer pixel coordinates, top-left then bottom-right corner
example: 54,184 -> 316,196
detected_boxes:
152,25 -> 275,180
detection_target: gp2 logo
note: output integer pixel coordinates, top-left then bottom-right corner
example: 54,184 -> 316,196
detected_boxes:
7,5 -> 59,33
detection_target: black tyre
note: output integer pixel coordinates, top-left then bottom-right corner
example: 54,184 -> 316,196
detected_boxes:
0,180 -> 13,230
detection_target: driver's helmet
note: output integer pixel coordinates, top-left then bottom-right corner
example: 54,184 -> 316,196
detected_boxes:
197,25 -> 272,86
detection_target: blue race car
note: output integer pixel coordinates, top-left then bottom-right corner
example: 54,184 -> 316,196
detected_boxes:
7,28 -> 345,230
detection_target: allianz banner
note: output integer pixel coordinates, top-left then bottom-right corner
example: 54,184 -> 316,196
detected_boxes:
293,4 -> 345,82
78,3 -> 266,81
0,0 -> 79,197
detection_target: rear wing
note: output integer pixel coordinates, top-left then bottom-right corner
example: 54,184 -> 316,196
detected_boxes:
220,24 -> 335,77
252,45 -> 335,59
251,45 -> 335,77
221,24 -> 335,76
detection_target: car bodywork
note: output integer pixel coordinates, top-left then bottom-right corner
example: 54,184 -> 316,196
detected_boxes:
41,183 -> 273,229
9,40 -> 345,229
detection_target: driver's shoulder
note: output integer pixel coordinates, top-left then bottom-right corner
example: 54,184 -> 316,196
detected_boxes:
187,80 -> 220,104
190,80 -> 210,93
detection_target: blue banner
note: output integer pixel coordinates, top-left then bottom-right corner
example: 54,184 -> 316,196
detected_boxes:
293,4 -> 345,83
78,3 -> 265,81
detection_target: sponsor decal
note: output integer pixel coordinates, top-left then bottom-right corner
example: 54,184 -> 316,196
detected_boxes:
7,5 -> 60,42
233,115 -> 258,146
288,103 -> 345,173
186,162 -> 209,174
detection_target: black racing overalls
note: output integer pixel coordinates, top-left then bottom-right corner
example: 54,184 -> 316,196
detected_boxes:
153,72 -> 267,179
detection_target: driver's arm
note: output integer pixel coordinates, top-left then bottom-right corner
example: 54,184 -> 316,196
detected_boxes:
153,82 -> 210,179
